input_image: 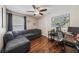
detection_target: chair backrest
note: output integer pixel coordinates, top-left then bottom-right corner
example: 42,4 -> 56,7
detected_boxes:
55,31 -> 64,41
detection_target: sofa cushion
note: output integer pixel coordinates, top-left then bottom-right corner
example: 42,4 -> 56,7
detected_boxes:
12,30 -> 26,38
5,36 -> 30,52
24,33 -> 36,37
15,35 -> 25,39
3,32 -> 14,43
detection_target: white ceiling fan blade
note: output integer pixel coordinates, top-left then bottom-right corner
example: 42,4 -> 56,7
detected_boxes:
27,11 -> 34,12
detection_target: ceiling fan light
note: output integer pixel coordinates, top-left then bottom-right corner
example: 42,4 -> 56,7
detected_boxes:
35,10 -> 39,15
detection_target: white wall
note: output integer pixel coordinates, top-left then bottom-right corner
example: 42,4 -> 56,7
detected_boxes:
38,6 -> 79,37
0,5 -> 6,51
27,16 -> 38,29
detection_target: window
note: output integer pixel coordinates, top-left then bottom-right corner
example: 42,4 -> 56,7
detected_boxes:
12,15 -> 24,31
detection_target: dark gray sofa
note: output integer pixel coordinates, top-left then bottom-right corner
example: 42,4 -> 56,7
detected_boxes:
2,29 -> 41,53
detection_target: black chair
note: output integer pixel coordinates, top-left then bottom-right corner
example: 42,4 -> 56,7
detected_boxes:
55,31 -> 64,41
55,30 -> 65,52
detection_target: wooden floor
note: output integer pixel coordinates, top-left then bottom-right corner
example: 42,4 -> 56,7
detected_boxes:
29,36 -> 77,53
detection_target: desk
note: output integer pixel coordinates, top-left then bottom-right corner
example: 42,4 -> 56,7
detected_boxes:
48,31 -> 76,42
48,31 -> 78,52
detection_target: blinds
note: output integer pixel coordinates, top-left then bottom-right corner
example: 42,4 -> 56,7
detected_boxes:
12,15 -> 24,31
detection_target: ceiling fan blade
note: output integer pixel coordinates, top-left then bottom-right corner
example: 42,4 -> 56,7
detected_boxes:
39,13 -> 43,15
40,9 -> 47,12
32,5 -> 36,9
27,11 -> 34,12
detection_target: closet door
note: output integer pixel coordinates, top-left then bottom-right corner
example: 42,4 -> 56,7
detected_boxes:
12,15 -> 24,31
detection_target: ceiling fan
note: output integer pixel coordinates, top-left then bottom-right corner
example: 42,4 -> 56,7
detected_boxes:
27,5 -> 47,16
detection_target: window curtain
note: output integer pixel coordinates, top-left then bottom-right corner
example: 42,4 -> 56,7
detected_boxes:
7,13 -> 13,31
24,16 -> 26,30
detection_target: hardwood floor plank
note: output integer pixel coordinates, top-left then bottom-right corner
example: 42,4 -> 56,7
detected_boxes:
29,36 -> 77,53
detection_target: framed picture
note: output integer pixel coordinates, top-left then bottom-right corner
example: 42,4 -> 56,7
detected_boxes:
51,13 -> 70,28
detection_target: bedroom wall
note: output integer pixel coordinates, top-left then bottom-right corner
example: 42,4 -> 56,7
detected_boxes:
38,6 -> 79,37
0,5 -> 6,51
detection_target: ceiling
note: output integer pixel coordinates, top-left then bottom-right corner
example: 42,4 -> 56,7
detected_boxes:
5,5 -> 79,18
5,5 -> 50,18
